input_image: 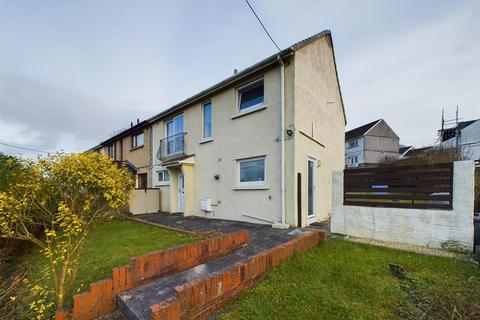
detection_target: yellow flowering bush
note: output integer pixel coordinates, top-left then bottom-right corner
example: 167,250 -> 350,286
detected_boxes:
0,152 -> 134,316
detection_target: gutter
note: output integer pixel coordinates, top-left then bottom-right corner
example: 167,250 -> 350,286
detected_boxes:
148,49 -> 295,123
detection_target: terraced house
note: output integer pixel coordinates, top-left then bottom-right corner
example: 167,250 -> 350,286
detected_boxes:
93,30 -> 346,227
94,119 -> 152,188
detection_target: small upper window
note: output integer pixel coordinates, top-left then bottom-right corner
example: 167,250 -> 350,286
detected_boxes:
157,170 -> 170,185
348,140 -> 358,148
238,157 -> 266,186
238,80 -> 264,112
107,144 -> 115,158
203,102 -> 212,139
132,132 -> 144,148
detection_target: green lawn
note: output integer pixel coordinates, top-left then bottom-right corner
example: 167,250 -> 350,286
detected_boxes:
220,240 -> 480,320
22,219 -> 199,305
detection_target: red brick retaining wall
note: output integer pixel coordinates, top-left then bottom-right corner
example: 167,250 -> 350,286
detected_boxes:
151,231 -> 326,320
55,230 -> 249,320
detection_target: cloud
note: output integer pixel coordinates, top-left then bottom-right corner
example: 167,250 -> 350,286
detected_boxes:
0,72 -> 145,154
339,1 -> 480,146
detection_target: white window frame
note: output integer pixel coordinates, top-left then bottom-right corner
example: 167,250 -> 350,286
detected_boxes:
156,170 -> 170,186
165,114 -> 184,137
347,139 -> 358,149
202,101 -> 213,139
347,156 -> 359,165
236,79 -> 265,114
237,156 -> 266,187
132,131 -> 144,148
164,114 -> 184,156
307,156 -> 317,220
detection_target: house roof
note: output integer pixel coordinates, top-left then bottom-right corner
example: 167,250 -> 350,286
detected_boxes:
441,119 -> 479,142
345,119 -> 382,141
404,146 -> 432,157
94,120 -> 149,149
399,145 -> 413,155
458,119 -> 478,131
91,30 -> 346,149
148,30 -> 345,124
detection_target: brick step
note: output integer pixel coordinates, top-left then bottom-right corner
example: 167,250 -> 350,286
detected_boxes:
117,245 -> 254,320
117,231 -> 326,320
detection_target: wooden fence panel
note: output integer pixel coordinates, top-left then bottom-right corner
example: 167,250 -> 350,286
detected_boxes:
343,162 -> 453,210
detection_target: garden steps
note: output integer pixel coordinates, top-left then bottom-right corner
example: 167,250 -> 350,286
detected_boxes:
117,229 -> 326,320
117,246 -> 253,320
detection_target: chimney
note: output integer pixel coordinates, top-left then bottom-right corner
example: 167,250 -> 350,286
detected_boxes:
137,118 -> 140,124
130,122 -> 133,127
234,69 -> 238,75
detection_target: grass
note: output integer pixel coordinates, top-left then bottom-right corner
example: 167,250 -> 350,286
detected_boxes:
220,240 -> 480,320
3,218 -> 199,318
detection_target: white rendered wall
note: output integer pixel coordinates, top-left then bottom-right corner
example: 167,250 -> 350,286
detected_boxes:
331,161 -> 475,251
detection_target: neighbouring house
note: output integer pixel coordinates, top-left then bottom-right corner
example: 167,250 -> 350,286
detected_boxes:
400,146 -> 433,159
91,30 -> 346,227
93,120 -> 152,188
344,119 -> 399,167
440,119 -> 480,162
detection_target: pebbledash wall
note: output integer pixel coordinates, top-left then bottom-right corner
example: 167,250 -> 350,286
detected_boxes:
331,161 -> 476,251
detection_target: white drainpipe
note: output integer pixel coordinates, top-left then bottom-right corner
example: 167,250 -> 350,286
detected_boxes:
278,55 -> 287,227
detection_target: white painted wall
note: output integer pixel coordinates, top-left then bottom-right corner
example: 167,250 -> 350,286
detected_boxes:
345,137 -> 364,167
150,66 -> 285,225
331,161 -> 475,251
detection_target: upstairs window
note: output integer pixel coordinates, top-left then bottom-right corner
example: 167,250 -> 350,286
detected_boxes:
348,139 -> 358,148
238,80 -> 264,112
132,132 -> 144,148
107,144 -> 115,158
203,102 -> 212,139
238,157 -> 266,186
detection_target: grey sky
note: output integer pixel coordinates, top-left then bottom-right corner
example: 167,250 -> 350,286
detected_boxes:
1,0 -> 479,157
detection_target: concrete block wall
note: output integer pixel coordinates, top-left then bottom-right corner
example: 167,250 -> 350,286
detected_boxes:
331,161 -> 475,250
150,231 -> 326,320
55,230 -> 249,320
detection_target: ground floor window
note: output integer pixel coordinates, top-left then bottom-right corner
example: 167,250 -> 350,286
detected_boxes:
157,170 -> 170,185
137,173 -> 148,189
238,156 -> 266,186
347,155 -> 359,165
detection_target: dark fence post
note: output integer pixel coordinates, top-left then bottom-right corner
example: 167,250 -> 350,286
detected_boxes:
297,173 -> 302,227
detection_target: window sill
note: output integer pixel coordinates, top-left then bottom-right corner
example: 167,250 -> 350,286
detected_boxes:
130,145 -> 144,151
231,105 -> 267,120
199,138 -> 214,145
232,185 -> 270,190
154,184 -> 170,187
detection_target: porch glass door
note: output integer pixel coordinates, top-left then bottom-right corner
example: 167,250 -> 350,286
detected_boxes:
178,172 -> 185,213
166,115 -> 184,156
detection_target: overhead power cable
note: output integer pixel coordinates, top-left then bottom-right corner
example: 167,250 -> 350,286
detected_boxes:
244,0 -> 282,52
0,142 -> 51,153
